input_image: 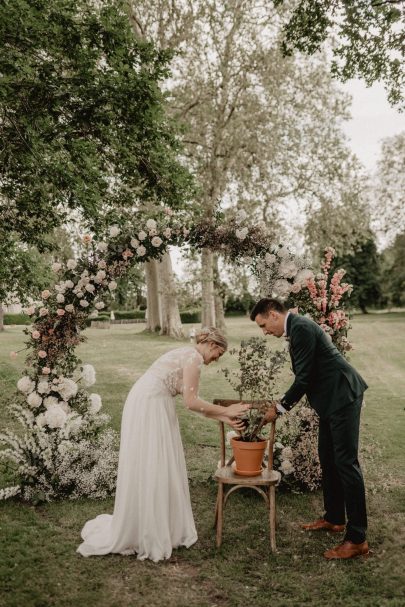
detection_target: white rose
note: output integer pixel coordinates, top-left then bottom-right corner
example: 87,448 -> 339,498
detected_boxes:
35,413 -> 46,428
279,260 -> 298,279
64,280 -> 74,289
136,246 -> 146,257
97,242 -> 108,252
235,209 -> 247,223
163,228 -> 171,239
45,404 -> 67,429
95,301 -> 105,310
265,253 -> 277,266
130,238 -> 139,248
27,392 -> 42,408
278,246 -> 290,259
280,459 -> 294,475
95,270 -> 106,282
67,259 -> 77,270
17,376 -> 35,394
37,381 -> 50,395
81,364 -> 96,387
235,227 -> 248,240
25,306 -> 36,316
146,219 -> 157,230
56,293 -> 65,303
89,393 -> 102,414
109,225 -> 120,237
85,283 -> 95,293
44,396 -> 59,409
41,289 -> 51,299
65,304 -> 74,313
56,378 -> 78,400
52,262 -> 62,272
151,236 -> 163,248
39,307 -> 48,317
272,279 -> 291,298
281,446 -> 293,461
80,299 -> 89,308
108,281 -> 117,291
138,230 -> 147,241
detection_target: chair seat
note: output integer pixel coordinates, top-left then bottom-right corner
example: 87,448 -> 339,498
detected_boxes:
214,465 -> 281,486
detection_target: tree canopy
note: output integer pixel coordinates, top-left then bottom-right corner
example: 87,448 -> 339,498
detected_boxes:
0,0 -> 193,250
274,0 -> 405,109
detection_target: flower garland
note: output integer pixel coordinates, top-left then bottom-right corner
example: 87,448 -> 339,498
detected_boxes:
0,210 -> 349,502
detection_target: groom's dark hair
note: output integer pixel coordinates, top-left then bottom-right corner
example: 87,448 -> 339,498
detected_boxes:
250,298 -> 286,321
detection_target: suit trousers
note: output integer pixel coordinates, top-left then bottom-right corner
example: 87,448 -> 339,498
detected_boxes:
318,395 -> 367,543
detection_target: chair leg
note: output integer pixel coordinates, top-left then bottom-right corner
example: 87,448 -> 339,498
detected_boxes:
269,485 -> 276,553
216,482 -> 224,548
213,487 -> 219,529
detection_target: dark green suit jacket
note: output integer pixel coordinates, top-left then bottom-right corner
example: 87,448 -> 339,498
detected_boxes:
281,313 -> 368,418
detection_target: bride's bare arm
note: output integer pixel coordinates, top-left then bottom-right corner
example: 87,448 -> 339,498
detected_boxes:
182,355 -> 249,425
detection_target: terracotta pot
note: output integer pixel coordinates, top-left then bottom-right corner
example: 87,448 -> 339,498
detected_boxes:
231,437 -> 267,476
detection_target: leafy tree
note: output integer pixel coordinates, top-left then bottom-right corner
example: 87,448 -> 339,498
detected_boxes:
380,232 -> 405,307
373,132 -> 405,245
134,0 -> 370,326
274,0 -> 405,109
0,0 -> 193,249
332,236 -> 382,313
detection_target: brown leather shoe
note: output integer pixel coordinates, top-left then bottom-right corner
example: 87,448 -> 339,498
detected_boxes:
301,518 -> 345,533
324,540 -> 369,560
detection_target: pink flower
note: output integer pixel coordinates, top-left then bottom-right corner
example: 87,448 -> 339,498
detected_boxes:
41,290 -> 51,299
39,307 -> 48,317
25,306 -> 36,316
38,350 -> 47,359
57,309 -> 66,316
97,260 -> 107,269
122,248 -> 134,260
9,351 -> 18,359
82,234 -> 92,245
42,367 -> 51,375
32,331 -> 41,339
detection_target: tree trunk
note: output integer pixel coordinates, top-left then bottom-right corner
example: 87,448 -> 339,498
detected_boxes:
213,255 -> 226,332
158,251 -> 184,339
145,260 -> 161,332
201,249 -> 216,327
0,304 -> 4,331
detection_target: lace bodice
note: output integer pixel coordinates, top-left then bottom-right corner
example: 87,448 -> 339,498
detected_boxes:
145,346 -> 204,397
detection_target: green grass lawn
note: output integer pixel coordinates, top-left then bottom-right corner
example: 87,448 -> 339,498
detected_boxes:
0,316 -> 404,607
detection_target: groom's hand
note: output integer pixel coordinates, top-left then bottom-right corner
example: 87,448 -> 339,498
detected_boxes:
263,403 -> 278,424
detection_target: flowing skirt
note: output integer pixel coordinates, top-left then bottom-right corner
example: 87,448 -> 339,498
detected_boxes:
77,373 -> 197,562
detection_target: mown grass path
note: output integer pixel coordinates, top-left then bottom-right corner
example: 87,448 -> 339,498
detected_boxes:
0,316 -> 404,607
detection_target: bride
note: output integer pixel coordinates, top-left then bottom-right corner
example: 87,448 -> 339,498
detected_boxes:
77,327 -> 249,562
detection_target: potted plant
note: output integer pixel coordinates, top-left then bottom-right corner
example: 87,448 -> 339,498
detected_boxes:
221,338 -> 288,476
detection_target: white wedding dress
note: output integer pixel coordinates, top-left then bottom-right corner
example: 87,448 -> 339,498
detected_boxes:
77,346 -> 204,562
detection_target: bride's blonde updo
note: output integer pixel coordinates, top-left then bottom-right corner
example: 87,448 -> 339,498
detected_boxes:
195,327 -> 228,351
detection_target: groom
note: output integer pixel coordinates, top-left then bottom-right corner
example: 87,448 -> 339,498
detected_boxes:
250,298 -> 369,560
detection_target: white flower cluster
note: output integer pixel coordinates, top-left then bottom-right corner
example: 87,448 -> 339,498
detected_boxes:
256,245 -> 313,300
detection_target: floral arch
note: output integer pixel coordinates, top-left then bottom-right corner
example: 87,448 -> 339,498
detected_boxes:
0,209 -> 351,501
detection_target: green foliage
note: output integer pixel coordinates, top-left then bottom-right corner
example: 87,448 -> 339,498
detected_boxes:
0,0 -> 193,248
380,232 -> 405,307
3,314 -> 31,326
113,309 -> 145,320
179,309 -> 201,323
332,237 -> 383,313
274,0 -> 405,109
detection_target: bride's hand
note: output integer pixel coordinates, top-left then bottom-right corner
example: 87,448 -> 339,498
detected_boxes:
226,402 -> 251,418
227,417 -> 246,432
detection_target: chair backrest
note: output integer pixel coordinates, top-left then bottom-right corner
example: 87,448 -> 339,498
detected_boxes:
213,399 -> 276,470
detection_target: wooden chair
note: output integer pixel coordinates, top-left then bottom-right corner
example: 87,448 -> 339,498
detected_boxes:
213,399 -> 281,552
